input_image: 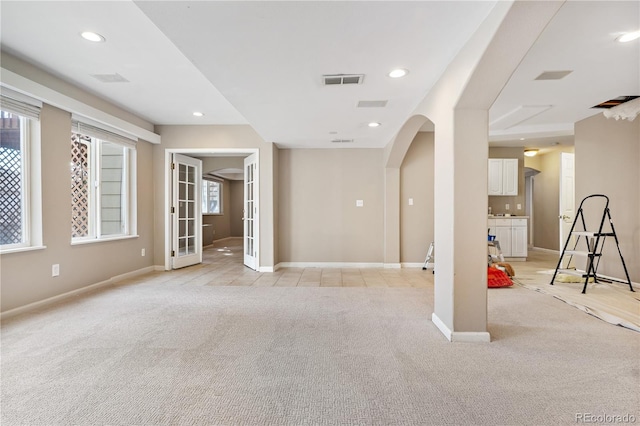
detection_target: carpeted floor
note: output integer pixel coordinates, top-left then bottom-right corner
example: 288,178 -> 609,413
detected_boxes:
2,268 -> 639,425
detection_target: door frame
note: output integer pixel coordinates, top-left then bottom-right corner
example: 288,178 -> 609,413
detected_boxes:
163,148 -> 259,271
559,152 -> 575,252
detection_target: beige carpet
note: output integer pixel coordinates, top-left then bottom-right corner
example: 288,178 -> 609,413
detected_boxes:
2,276 -> 639,425
513,269 -> 640,333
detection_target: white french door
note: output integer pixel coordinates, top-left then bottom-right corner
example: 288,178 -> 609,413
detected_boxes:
171,154 -> 202,269
243,153 -> 258,270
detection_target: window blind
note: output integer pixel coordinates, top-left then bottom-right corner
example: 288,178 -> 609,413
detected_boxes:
0,87 -> 42,120
71,115 -> 137,148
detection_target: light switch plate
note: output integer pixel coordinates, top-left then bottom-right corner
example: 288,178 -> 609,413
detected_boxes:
408,198 -> 414,206
356,200 -> 364,207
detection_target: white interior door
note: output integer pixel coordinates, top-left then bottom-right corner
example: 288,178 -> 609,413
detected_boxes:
172,154 -> 202,269
243,153 -> 258,270
559,152 -> 575,255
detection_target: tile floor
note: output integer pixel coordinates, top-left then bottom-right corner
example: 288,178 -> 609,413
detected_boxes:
129,239 -> 436,288
126,239 -> 563,290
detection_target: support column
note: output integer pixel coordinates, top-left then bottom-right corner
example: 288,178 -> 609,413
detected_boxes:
432,109 -> 490,342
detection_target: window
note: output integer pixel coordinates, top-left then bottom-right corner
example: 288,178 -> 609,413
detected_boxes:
202,179 -> 222,214
71,120 -> 137,242
0,111 -> 28,247
0,88 -> 42,253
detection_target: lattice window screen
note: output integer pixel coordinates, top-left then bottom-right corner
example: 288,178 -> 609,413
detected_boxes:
71,134 -> 91,238
0,143 -> 23,245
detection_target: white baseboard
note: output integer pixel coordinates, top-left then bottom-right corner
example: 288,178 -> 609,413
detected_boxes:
401,262 -> 428,268
432,312 -> 491,343
532,247 -> 560,254
259,266 -> 275,273
1,265 -> 155,320
431,313 -> 452,340
451,331 -> 491,343
276,262 -> 384,269
384,263 -> 401,269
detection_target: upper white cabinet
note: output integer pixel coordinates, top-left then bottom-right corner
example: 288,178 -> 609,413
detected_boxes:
488,158 -> 518,196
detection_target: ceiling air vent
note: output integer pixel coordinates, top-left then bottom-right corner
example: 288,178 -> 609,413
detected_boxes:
534,70 -> 572,81
91,73 -> 129,83
592,95 -> 639,109
323,74 -> 364,85
357,100 -> 388,108
331,138 -> 354,144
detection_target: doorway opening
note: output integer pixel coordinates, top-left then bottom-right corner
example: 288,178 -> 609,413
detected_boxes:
163,148 -> 259,271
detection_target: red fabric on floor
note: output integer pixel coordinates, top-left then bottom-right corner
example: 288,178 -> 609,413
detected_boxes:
488,267 -> 513,288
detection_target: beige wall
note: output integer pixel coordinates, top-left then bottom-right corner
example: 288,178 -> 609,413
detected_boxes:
530,145 -> 574,251
199,156 -> 246,241
488,147 -> 525,215
230,180 -> 244,237
201,157 -> 244,175
400,132 -> 434,263
152,125 -> 275,269
1,52 -> 154,133
1,104 -> 155,312
575,114 -> 639,282
278,148 -> 384,263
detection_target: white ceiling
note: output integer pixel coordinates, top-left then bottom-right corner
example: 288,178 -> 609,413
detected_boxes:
1,1 -> 638,150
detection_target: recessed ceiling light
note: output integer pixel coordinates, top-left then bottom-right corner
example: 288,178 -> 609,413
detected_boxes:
519,138 -> 525,141
368,122 -> 381,128
388,68 -> 408,78
617,31 -> 640,43
81,31 -> 105,42
193,112 -> 204,117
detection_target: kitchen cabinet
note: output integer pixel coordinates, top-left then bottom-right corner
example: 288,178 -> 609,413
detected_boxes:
488,217 -> 528,259
488,158 -> 518,196
511,219 -> 528,257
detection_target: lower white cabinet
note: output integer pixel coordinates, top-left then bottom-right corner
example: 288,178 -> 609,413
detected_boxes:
488,217 -> 528,258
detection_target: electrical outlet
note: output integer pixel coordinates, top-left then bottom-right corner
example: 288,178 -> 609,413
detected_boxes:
52,264 -> 60,277
141,248 -> 146,257
517,203 -> 522,210
505,204 -> 510,210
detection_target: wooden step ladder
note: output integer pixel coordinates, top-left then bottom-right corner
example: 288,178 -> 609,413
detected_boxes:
551,194 -> 634,294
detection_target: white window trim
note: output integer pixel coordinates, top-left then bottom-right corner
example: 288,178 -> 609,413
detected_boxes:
70,135 -> 137,243
71,235 -> 139,246
202,178 -> 223,216
0,116 -> 43,254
